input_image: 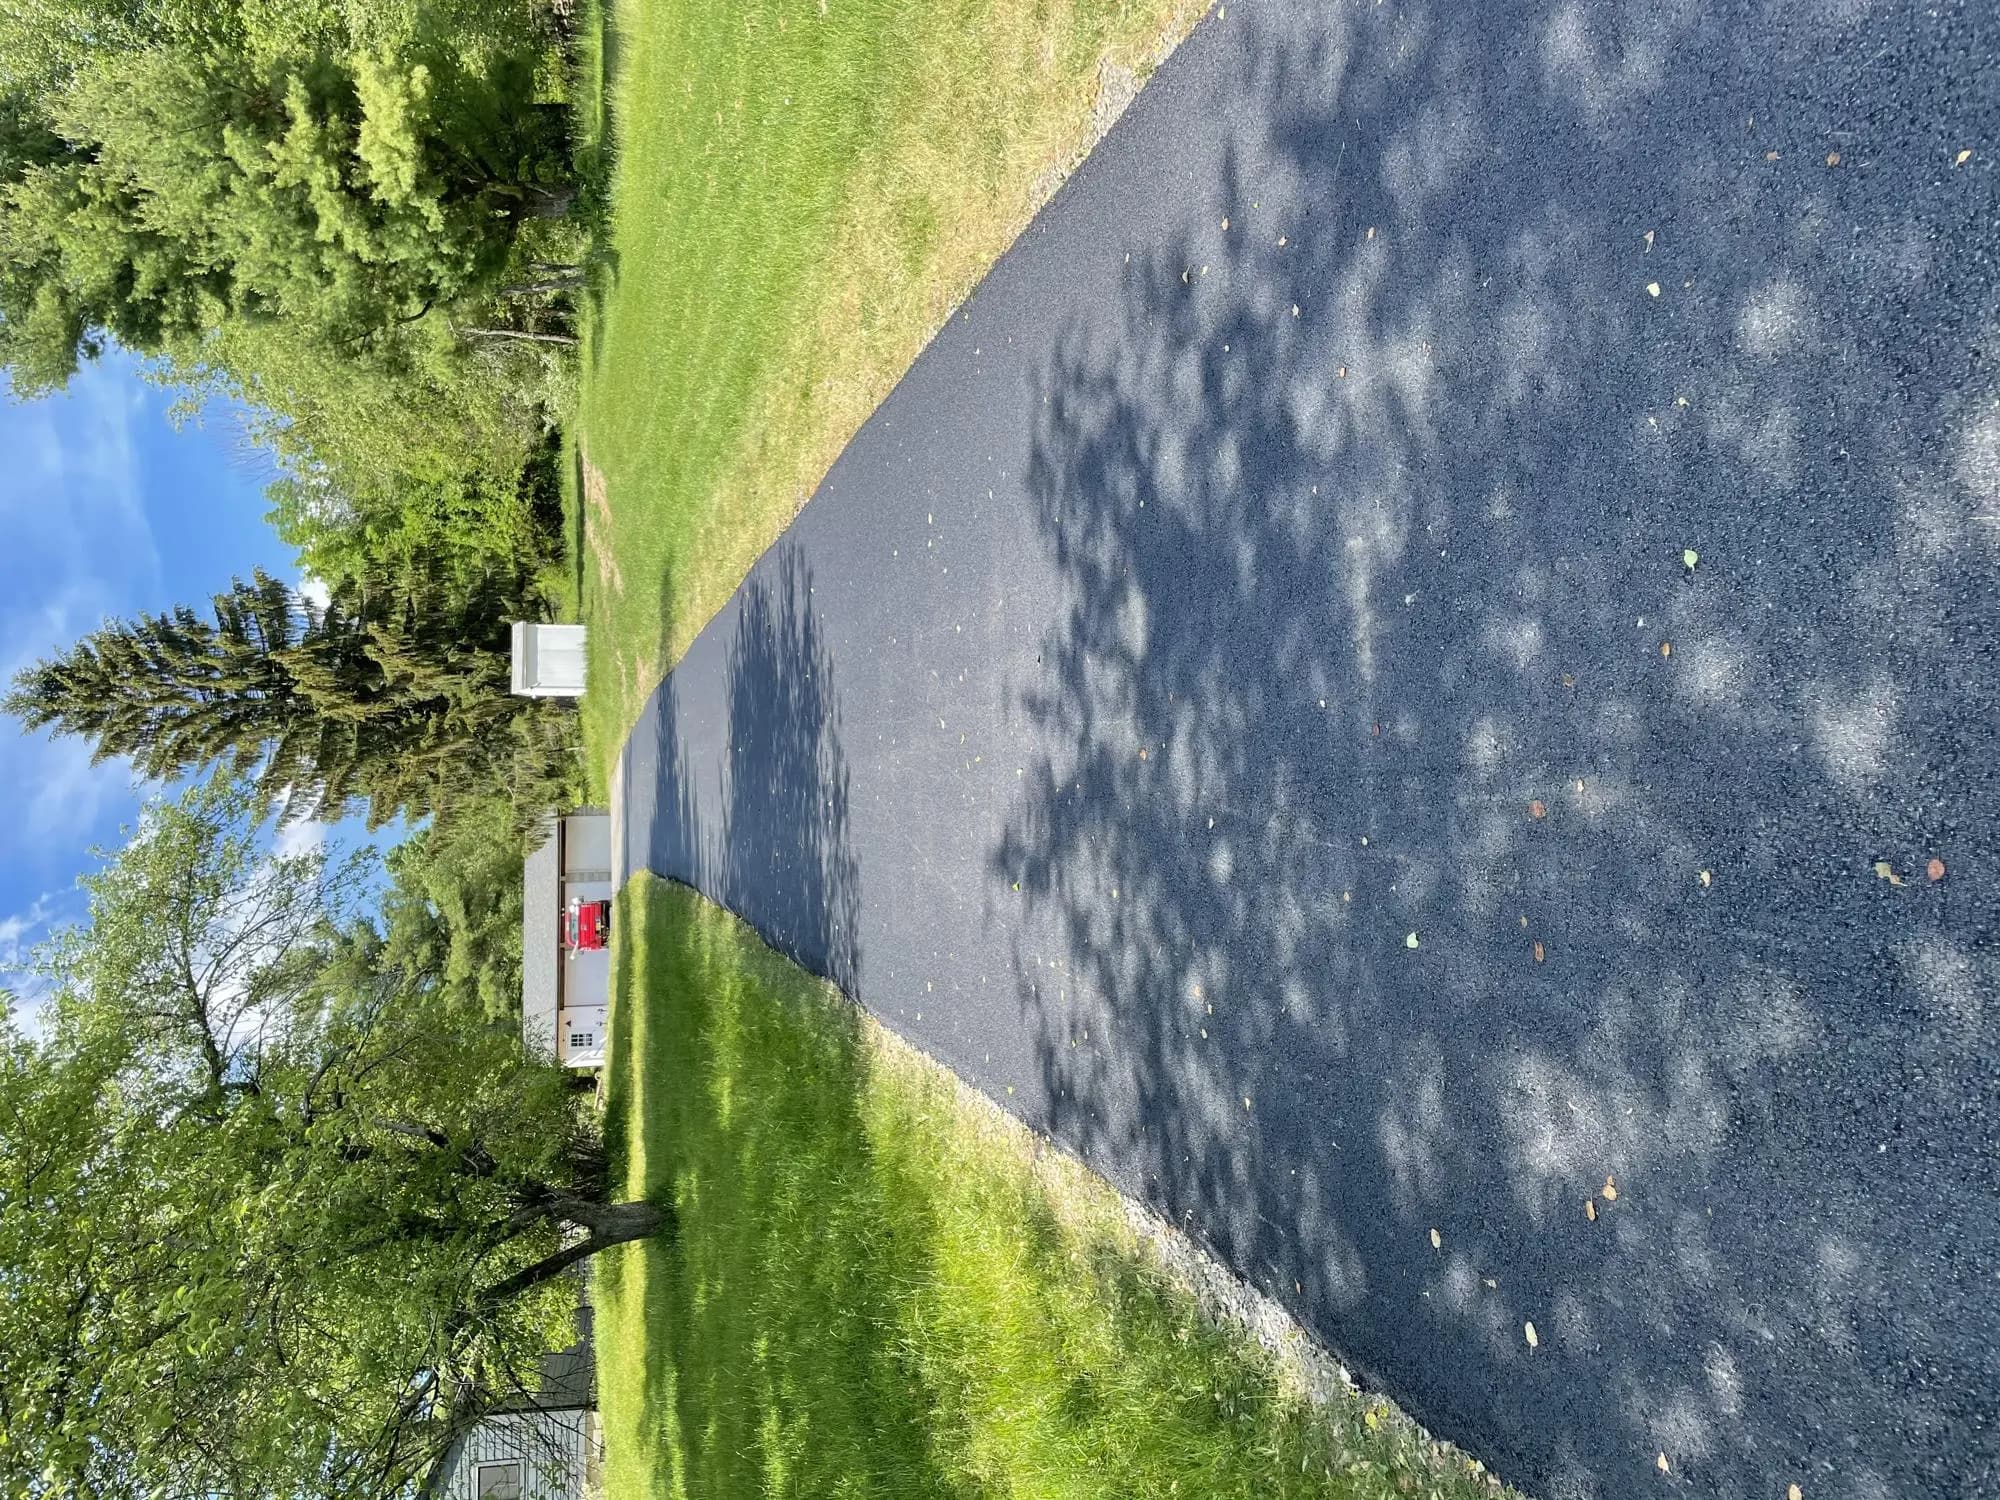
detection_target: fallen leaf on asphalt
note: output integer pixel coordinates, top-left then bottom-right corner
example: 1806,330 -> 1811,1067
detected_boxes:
1826,151 -> 1842,166
1244,1096 -> 1252,1111
1790,1486 -> 1803,1500
1221,216 -> 1229,229
1873,860 -> 1905,887
1765,150 -> 1781,160
1292,304 -> 1301,318
1646,281 -> 1662,297
1603,1176 -> 1618,1201
1643,229 -> 1655,252
1928,857 -> 1946,882
1956,150 -> 1972,166
1699,869 -> 1713,888
1430,1228 -> 1442,1249
1485,1277 -> 1498,1289
1683,547 -> 1700,570
1524,1321 -> 1538,1348
1367,225 -> 1377,240
1406,932 -> 1421,949
1519,915 -> 1529,928
1530,800 -> 1547,819
1534,941 -> 1546,963
1586,1199 -> 1598,1221
1660,640 -> 1673,658
1658,1452 -> 1671,1473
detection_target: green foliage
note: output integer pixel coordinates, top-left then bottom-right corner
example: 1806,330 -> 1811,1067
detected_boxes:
0,776 -> 659,1499
380,796 -> 531,1024
4,558 -> 574,829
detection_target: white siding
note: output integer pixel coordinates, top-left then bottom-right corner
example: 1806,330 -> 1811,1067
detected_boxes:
560,815 -> 612,879
511,624 -> 589,698
448,1412 -> 591,1500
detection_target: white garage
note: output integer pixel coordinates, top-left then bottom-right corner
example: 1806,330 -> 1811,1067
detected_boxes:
522,810 -> 612,1070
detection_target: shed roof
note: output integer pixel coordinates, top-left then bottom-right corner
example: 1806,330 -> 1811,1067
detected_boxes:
522,817 -> 561,1055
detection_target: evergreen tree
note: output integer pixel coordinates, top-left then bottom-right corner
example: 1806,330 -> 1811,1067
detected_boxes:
4,560 -> 543,827
0,17 -> 570,390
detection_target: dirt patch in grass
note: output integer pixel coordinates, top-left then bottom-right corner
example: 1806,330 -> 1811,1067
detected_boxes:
581,457 -> 624,601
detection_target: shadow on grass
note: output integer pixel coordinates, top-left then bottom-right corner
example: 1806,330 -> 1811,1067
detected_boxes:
604,877 -> 1490,1498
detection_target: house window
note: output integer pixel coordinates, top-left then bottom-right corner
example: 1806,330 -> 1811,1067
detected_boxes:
475,1462 -> 522,1500
569,1031 -> 594,1051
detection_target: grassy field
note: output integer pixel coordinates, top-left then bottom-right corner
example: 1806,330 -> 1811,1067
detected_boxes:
569,0 -> 1211,776
596,876 -> 1513,1499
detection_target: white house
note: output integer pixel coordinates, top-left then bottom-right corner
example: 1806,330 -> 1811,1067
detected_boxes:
511,623 -> 589,698
424,1311 -> 599,1500
523,811 -> 612,1070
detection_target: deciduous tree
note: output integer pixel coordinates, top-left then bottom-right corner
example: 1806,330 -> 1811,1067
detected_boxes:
0,777 -> 661,1499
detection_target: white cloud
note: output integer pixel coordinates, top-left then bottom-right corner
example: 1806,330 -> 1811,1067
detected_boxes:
0,357 -> 168,912
273,817 -> 328,861
0,895 -> 55,970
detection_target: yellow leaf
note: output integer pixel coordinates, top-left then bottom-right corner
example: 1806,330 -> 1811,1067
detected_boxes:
1955,149 -> 1972,166
1658,1452 -> 1671,1473
1430,1227 -> 1442,1249
1646,281 -> 1662,297
1603,1176 -> 1618,1201
1826,151 -> 1841,166
1524,1321 -> 1538,1348
1873,860 -> 1905,887
1699,869 -> 1713,888
1790,1486 -> 1803,1500
1586,1199 -> 1598,1222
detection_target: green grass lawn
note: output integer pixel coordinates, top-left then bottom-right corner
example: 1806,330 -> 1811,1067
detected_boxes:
597,876 -> 1515,1499
570,0 -> 1211,777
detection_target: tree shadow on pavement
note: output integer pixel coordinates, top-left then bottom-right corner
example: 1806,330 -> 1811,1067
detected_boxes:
994,3 -> 1999,1497
621,540 -> 863,995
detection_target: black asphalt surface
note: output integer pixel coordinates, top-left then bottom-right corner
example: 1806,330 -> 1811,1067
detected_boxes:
615,3 -> 2000,1494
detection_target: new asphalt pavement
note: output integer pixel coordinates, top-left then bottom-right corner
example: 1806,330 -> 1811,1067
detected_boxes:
616,2 -> 2000,1494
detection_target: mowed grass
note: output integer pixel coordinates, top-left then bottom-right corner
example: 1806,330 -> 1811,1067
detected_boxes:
572,0 -> 1210,773
596,876 -> 1514,1499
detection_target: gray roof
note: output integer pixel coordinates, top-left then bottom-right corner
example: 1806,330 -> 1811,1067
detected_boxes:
522,816 -> 561,1054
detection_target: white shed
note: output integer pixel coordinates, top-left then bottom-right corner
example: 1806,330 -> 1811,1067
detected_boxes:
424,1310 -> 599,1500
523,811 -> 612,1070
511,623 -> 589,698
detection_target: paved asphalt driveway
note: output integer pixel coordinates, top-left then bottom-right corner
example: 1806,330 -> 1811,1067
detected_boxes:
617,2 -> 2000,1494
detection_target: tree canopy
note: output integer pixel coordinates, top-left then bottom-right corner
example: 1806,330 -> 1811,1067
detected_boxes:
0,777 -> 662,1499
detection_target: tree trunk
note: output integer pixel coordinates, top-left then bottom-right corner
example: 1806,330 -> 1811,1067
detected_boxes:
496,275 -> 585,299
497,182 -> 578,220
465,326 -> 580,348
475,1197 -> 671,1307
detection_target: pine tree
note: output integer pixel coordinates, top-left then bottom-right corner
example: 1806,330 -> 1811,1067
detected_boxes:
4,560 -> 540,827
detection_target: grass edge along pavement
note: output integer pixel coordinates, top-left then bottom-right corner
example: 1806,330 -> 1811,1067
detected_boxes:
595,875 -> 1522,1500
569,0 -> 1213,783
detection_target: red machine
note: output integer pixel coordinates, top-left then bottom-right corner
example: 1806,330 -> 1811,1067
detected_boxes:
565,897 -> 611,953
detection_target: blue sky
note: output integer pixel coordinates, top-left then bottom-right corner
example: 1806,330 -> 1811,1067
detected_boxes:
0,352 -> 321,982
